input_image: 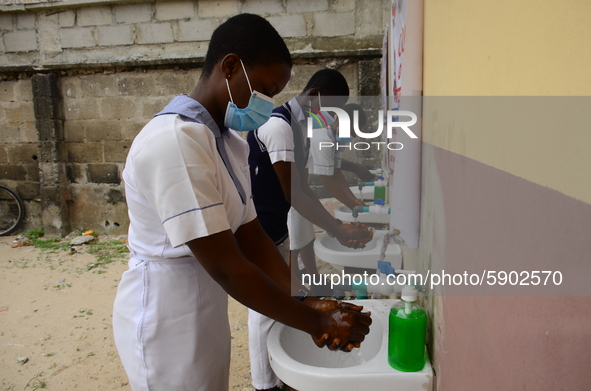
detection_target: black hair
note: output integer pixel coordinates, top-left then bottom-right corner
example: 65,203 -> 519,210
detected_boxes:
303,69 -> 350,97
343,103 -> 366,125
202,14 -> 292,79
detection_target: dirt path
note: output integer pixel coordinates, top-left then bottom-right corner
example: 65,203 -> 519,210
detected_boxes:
0,235 -> 253,391
1,198 -> 345,391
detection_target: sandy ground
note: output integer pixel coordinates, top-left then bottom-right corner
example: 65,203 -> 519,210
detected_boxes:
0,235 -> 256,391
0,199 -> 345,391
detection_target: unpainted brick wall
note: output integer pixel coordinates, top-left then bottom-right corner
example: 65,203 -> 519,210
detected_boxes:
0,78 -> 43,229
0,0 -> 387,235
0,0 -> 387,70
60,67 -> 201,233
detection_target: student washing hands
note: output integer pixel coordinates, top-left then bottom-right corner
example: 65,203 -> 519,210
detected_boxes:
112,14 -> 370,391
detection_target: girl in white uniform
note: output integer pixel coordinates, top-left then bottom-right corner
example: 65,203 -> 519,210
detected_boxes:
113,14 -> 372,391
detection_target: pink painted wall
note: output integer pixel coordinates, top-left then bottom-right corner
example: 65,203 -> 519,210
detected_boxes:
424,143 -> 591,390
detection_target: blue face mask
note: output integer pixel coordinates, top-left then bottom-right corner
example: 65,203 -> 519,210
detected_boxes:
224,60 -> 275,131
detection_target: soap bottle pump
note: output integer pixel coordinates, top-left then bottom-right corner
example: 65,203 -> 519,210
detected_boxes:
388,284 -> 427,372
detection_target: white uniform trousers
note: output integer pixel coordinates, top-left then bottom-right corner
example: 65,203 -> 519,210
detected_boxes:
287,207 -> 315,251
113,257 -> 230,391
248,239 -> 290,390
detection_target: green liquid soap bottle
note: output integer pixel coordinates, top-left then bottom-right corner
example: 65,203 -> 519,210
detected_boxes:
373,176 -> 387,203
388,285 -> 427,372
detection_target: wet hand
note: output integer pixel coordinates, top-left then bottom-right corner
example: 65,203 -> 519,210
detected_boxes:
305,297 -> 364,313
313,308 -> 372,352
336,222 -> 374,249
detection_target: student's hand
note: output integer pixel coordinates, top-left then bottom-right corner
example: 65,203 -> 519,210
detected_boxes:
312,308 -> 372,352
356,166 -> 375,182
336,222 -> 374,249
353,198 -> 367,207
304,296 -> 364,313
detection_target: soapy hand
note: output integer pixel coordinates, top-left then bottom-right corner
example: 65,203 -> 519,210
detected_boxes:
307,298 -> 366,350
304,296 -> 364,313
336,222 -> 374,249
312,308 -> 372,352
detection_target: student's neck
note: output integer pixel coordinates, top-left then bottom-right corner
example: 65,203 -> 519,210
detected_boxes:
189,80 -> 226,129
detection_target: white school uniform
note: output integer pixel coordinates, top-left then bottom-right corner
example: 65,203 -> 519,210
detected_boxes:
290,115 -> 343,251
288,124 -> 344,251
113,96 -> 256,391
248,98 -> 312,389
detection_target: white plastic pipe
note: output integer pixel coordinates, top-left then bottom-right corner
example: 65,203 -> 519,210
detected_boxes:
388,0 -> 423,248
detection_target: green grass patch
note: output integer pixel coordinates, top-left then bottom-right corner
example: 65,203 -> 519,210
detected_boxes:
21,229 -> 69,252
19,228 -> 129,272
21,229 -> 44,240
85,240 -> 129,271
32,238 -> 70,252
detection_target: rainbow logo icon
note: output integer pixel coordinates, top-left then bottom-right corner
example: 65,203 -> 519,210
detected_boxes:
303,105 -> 331,129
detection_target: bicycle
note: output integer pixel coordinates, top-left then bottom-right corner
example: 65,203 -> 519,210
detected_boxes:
0,184 -> 25,236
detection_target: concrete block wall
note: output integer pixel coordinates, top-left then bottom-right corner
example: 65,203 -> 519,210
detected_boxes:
57,60 -> 373,233
58,68 -> 199,233
0,0 -> 387,235
0,0 -> 387,70
0,77 -> 43,229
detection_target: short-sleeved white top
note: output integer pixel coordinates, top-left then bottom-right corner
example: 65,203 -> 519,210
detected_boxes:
256,97 -> 307,165
308,127 -> 337,175
307,112 -> 342,176
123,99 -> 257,261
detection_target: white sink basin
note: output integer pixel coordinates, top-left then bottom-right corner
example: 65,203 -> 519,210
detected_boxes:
267,299 -> 433,391
314,230 -> 402,270
334,204 -> 391,224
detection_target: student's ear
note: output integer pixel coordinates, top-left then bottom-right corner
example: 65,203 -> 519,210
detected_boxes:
220,53 -> 241,80
304,88 -> 321,108
307,88 -> 320,97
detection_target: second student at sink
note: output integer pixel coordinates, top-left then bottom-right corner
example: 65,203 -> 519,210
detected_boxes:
247,69 -> 373,391
291,102 -> 375,280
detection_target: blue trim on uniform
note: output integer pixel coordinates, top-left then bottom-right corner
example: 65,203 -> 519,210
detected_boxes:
162,202 -> 223,224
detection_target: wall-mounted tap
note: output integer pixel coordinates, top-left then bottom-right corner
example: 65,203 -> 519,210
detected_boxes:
351,199 -> 391,218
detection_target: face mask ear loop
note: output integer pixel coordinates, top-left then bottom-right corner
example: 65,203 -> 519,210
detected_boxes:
239,59 -> 253,94
225,78 -> 234,103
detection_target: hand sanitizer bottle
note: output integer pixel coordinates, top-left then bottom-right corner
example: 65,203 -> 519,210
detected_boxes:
388,284 -> 427,371
373,176 -> 387,202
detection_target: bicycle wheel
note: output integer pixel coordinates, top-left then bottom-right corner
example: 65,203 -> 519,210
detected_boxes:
0,184 -> 25,236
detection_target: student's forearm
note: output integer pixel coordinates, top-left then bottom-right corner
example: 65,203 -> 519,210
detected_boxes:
320,171 -> 361,210
273,161 -> 340,235
334,169 -> 365,207
235,219 -> 300,294
272,161 -> 352,242
290,187 -> 342,236
187,231 -> 324,337
340,159 -> 374,182
302,180 -> 327,211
